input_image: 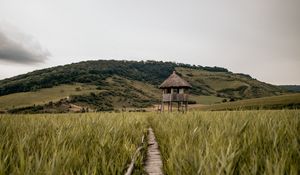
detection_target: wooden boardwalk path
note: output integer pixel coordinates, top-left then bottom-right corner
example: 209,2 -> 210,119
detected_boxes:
144,128 -> 163,175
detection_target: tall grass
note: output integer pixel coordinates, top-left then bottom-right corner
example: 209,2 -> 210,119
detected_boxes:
149,110 -> 300,175
0,113 -> 147,174
0,111 -> 299,174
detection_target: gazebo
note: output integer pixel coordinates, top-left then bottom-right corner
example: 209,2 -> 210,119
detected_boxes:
159,71 -> 192,112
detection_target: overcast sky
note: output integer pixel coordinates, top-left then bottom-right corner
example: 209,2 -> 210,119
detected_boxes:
0,0 -> 299,85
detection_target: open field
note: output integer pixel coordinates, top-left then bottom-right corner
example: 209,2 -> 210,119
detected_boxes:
0,113 -> 147,174
150,110 -> 300,174
0,110 -> 299,174
191,93 -> 300,111
0,84 -> 100,110
189,95 -> 226,104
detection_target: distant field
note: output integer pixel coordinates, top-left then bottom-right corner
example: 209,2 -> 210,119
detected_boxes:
192,93 -> 300,110
0,84 -> 100,110
0,110 -> 299,174
190,95 -> 225,105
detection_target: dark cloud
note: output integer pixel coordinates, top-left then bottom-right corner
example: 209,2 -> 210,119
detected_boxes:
0,27 -> 50,64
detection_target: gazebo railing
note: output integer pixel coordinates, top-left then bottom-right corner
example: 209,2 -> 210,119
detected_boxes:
162,94 -> 188,102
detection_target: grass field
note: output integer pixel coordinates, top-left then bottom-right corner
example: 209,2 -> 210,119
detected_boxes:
0,113 -> 147,174
0,84 -> 100,110
149,110 -> 300,174
192,93 -> 300,111
0,110 -> 299,174
189,95 -> 226,105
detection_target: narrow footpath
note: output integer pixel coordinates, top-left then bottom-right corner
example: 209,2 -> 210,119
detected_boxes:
144,128 -> 163,175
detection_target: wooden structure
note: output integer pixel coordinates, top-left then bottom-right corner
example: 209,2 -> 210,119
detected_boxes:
159,71 -> 192,112
144,128 -> 163,175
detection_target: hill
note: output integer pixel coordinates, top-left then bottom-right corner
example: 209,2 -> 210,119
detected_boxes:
0,60 -> 285,112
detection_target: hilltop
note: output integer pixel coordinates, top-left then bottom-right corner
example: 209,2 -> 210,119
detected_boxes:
0,60 -> 285,112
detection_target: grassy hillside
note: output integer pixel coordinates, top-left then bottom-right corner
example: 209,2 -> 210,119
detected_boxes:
176,67 -> 282,99
0,60 -> 285,112
192,93 -> 300,111
0,84 -> 100,110
0,76 -> 162,113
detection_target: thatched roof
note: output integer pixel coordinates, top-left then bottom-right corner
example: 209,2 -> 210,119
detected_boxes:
159,71 -> 192,89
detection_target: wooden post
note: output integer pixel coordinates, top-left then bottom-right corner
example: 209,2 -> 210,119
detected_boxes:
185,101 -> 188,112
161,89 -> 164,112
170,102 -> 173,112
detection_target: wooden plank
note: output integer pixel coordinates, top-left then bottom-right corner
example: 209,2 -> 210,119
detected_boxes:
144,128 -> 164,175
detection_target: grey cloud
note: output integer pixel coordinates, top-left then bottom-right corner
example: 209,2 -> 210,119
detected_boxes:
0,26 -> 50,64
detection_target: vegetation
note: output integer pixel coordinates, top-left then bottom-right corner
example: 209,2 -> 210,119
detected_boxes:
176,67 -> 283,99
0,76 -> 161,112
0,60 -> 177,96
1,111 -> 299,174
70,92 -> 114,111
279,85 -> 300,92
0,60 -> 231,97
0,84 -> 100,110
149,110 -> 300,174
0,60 -> 284,112
194,93 -> 300,111
189,95 -> 226,105
0,113 -> 148,174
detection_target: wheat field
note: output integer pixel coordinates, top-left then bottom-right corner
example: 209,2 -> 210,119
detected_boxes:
150,110 -> 300,174
0,110 -> 299,175
0,113 -> 147,175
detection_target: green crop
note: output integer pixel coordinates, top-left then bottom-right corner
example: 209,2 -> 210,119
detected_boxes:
0,110 -> 299,175
0,113 -> 147,175
149,110 -> 300,175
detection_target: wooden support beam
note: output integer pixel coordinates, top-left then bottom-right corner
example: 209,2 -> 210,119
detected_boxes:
185,101 -> 188,112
